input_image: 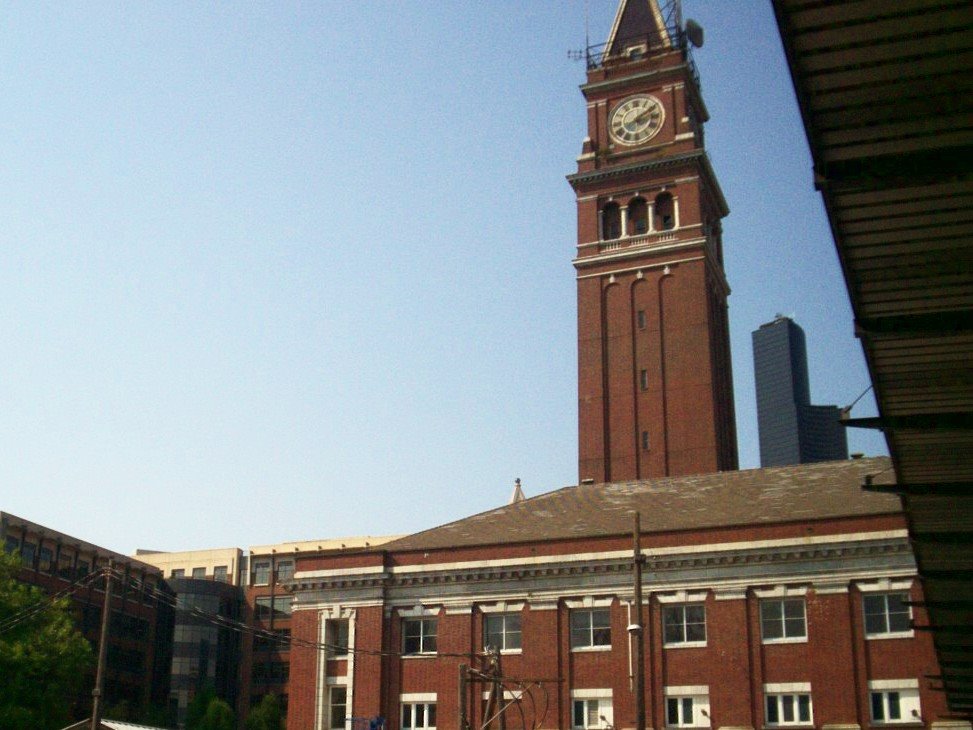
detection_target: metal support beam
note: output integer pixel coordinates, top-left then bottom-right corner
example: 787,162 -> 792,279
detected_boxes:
862,480 -> 973,497
842,413 -> 973,431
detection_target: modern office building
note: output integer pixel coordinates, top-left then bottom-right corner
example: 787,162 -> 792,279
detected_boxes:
0,512 -> 174,724
753,315 -> 848,467
133,535 -> 401,725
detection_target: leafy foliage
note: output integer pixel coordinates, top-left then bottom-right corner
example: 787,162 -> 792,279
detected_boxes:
197,698 -> 235,730
246,693 -> 285,730
0,551 -> 94,730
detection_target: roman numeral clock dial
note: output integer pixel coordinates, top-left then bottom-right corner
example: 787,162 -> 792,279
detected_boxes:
609,95 -> 664,146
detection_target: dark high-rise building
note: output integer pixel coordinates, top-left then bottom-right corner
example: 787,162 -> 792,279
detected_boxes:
752,315 -> 848,466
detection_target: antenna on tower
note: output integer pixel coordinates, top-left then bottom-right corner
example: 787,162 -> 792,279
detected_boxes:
568,0 -> 591,65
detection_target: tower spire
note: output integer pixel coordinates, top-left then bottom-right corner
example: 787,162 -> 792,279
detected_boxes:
604,0 -> 672,58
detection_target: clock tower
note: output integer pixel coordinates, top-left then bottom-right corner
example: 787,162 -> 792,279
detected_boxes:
568,0 -> 738,483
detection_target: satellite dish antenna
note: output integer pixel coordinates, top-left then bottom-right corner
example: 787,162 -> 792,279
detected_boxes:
685,18 -> 704,48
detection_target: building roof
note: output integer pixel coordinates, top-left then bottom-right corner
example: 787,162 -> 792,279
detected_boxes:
62,720 -> 174,730
772,0 -> 973,714
383,457 -> 898,552
1,512 -> 163,574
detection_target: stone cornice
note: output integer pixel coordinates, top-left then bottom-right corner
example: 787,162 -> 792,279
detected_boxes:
289,536 -> 914,597
567,149 -> 729,217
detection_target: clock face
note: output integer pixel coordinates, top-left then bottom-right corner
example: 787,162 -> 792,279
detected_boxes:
609,95 -> 665,146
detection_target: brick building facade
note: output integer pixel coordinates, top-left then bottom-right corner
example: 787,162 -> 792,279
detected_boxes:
284,458 -> 956,730
0,512 -> 174,723
570,0 -> 737,483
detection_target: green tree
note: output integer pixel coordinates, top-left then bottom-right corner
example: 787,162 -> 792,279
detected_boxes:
0,551 -> 94,730
186,685 -> 217,730
199,698 -> 235,730
246,694 -> 285,730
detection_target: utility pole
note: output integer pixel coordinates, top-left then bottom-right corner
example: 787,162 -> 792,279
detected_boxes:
90,559 -> 114,730
458,664 -> 468,730
632,513 -> 646,730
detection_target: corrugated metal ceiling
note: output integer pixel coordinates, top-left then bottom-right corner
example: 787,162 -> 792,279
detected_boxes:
772,0 -> 973,715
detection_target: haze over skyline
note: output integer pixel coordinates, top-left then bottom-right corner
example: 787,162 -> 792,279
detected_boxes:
0,1 -> 886,554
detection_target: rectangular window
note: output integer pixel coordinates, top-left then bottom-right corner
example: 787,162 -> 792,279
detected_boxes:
663,605 -> 706,646
401,702 -> 436,729
38,546 -> 53,573
57,552 -> 74,580
171,569 -> 184,578
864,593 -> 911,636
761,599 -> 807,642
642,430 -> 650,450
3,536 -> 19,554
213,565 -> 228,583
253,629 -> 290,652
570,608 -> 611,649
255,596 -> 294,620
484,613 -> 522,651
766,694 -> 812,726
276,560 -> 295,581
329,686 -> 347,729
640,369 -> 649,390
572,698 -> 612,729
403,618 -> 437,655
868,681 -> 920,724
252,561 -> 271,585
637,310 -> 646,329
667,698 -> 696,727
191,567 -> 206,579
21,542 -> 35,568
326,619 -> 350,657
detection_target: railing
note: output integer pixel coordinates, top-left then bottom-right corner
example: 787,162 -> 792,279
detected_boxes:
582,26 -> 701,91
595,230 -> 680,254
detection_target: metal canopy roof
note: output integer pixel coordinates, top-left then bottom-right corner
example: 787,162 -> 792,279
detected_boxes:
772,0 -> 973,716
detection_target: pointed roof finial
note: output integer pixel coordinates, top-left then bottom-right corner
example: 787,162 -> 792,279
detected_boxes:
604,0 -> 672,58
509,478 -> 526,505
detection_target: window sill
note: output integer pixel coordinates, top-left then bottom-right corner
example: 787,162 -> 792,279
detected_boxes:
764,724 -> 814,729
663,641 -> 707,649
571,645 -> 612,653
762,637 -> 808,645
864,631 -> 914,641
402,653 -> 437,659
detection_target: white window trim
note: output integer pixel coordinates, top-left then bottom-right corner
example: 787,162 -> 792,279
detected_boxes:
402,616 -> 437,657
663,687 -> 711,728
764,687 -> 814,728
570,607 -> 612,651
765,683 -> 812,693
570,690 -> 614,730
868,680 -> 921,725
564,596 -> 615,609
869,679 -> 919,691
483,611 -> 523,654
666,686 -> 709,697
857,579 -> 914,593
399,605 -> 440,617
479,601 -> 525,614
401,692 -> 437,702
863,592 -> 914,640
573,688 -> 614,699
760,598 -> 808,645
656,590 -> 708,604
662,604 -> 707,648
754,586 -> 809,598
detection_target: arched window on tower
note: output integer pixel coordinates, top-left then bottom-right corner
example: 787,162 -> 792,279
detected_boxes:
654,192 -> 675,231
629,197 -> 648,236
602,202 -> 621,240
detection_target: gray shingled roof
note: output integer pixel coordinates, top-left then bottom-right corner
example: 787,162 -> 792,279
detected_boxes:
384,458 -> 899,552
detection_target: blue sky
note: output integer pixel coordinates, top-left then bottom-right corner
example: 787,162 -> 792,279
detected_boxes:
0,1 -> 885,553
